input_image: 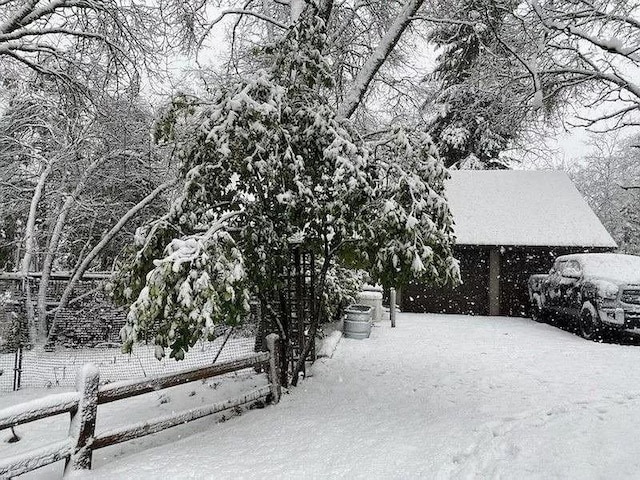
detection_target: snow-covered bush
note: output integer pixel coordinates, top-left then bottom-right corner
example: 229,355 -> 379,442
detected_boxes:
322,266 -> 366,324
113,215 -> 249,359
364,128 -> 460,288
113,9 -> 459,365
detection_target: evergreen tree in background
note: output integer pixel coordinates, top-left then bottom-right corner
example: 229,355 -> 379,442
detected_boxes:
426,0 -> 525,169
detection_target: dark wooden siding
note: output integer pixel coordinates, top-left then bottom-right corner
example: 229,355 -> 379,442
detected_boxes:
499,248 -> 558,317
401,247 -> 490,315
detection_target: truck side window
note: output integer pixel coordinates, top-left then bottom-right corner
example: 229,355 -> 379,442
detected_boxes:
551,260 -> 566,275
562,260 -> 582,278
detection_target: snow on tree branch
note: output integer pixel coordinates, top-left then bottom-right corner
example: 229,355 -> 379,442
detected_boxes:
523,0 -> 640,128
0,0 -> 160,96
114,9 -> 459,362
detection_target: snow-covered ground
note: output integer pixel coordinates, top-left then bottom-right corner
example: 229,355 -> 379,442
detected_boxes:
6,313 -> 640,479
0,366 -> 267,479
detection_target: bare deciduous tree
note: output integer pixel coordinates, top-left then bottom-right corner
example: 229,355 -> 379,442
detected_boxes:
507,0 -> 640,130
572,132 -> 640,253
0,85 -> 176,344
0,0 -> 160,97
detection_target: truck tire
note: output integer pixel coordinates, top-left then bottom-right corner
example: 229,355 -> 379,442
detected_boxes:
531,294 -> 547,323
579,301 -> 601,341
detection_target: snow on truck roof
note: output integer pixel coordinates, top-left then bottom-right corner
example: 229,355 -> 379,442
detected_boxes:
559,253 -> 640,284
445,170 -> 617,248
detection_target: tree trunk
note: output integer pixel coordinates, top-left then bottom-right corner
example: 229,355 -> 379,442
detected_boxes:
20,159 -> 55,344
336,0 -> 426,120
36,157 -> 106,344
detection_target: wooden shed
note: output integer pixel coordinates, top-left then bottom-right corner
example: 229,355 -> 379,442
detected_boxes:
401,170 -> 617,317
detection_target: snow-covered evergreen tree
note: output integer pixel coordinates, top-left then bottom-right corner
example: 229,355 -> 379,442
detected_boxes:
113,9 -> 459,369
426,0 -> 525,169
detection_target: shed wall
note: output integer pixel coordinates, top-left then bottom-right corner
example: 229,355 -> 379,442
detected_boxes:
401,248 -> 490,315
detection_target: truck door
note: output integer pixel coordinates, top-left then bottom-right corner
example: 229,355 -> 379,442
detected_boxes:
545,259 -> 566,313
558,260 -> 582,316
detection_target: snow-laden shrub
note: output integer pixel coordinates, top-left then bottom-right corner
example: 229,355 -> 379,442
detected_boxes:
112,10 -> 459,363
364,128 -> 460,288
115,218 -> 249,359
322,266 -> 366,323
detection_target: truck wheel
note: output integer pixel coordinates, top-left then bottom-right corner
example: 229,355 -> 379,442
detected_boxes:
579,302 -> 601,341
531,294 -> 546,323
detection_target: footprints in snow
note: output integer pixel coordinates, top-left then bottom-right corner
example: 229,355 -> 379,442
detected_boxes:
443,392 -> 640,479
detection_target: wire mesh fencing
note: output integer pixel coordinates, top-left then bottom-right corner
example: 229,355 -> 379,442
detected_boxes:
0,323 -> 258,392
0,272 -> 265,393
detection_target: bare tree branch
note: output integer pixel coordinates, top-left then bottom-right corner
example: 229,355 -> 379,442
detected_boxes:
198,8 -> 288,51
337,0 -> 426,119
47,177 -> 179,343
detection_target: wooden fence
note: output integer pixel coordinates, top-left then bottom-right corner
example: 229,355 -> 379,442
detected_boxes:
0,334 -> 282,478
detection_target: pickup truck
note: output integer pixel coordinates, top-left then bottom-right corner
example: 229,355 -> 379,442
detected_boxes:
528,253 -> 640,340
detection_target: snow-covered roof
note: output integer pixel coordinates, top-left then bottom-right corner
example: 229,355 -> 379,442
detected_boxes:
446,170 -> 617,248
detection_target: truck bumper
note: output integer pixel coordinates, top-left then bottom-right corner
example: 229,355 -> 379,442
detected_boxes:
599,308 -> 640,329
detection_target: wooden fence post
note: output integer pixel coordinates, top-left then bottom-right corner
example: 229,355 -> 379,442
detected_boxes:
266,334 -> 281,404
65,363 -> 99,473
390,288 -> 396,328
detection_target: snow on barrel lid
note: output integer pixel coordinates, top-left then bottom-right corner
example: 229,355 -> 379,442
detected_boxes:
445,170 -> 617,248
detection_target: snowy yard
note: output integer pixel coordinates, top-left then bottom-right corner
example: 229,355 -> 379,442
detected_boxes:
6,313 -> 640,479
4,1 -> 640,478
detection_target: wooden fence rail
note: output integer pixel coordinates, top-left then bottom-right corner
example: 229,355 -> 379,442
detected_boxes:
92,386 -> 272,450
1,439 -> 74,478
97,352 -> 270,404
0,334 -> 281,478
0,392 -> 80,430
